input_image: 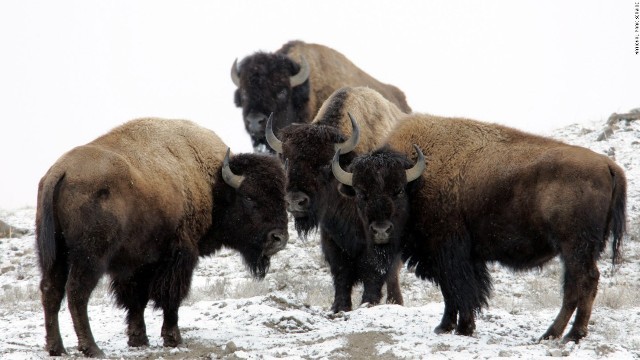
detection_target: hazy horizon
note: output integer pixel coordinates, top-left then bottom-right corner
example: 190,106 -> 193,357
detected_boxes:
1,0 -> 638,209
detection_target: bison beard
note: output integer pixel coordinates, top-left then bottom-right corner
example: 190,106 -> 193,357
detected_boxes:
235,231 -> 273,279
292,203 -> 319,238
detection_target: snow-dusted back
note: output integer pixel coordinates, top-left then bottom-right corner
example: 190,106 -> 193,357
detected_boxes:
0,118 -> 638,359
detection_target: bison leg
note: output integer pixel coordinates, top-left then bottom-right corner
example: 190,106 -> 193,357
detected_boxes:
321,231 -> 355,312
160,306 -> 182,347
66,262 -> 105,358
434,288 -> 458,334
111,269 -> 153,347
540,266 -> 580,341
40,252 -> 69,356
360,268 -> 384,307
543,257 -> 600,343
151,245 -> 198,348
436,249 -> 487,336
385,256 -> 404,305
563,267 -> 599,343
456,309 -> 477,336
455,260 -> 490,336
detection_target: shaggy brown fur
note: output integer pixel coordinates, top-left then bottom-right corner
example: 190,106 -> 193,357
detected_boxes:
36,118 -> 288,358
233,40 -> 411,152
338,113 -> 626,343
271,87 -> 407,312
283,41 -> 412,117
313,87 -> 406,154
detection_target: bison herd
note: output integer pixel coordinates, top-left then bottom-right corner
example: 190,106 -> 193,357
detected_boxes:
36,40 -> 627,357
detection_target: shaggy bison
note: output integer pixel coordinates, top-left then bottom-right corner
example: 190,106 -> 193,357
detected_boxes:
267,87 -> 406,312
36,118 -> 288,357
332,113 -> 627,342
231,40 -> 412,152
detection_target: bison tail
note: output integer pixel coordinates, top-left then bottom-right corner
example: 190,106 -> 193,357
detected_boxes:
36,171 -> 65,271
608,164 -> 627,265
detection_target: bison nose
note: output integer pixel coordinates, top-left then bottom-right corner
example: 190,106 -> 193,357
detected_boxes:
285,191 -> 310,213
370,221 -> 394,244
246,112 -> 268,135
265,229 -> 288,255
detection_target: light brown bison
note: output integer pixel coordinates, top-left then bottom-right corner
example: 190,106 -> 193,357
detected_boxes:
36,118 -> 288,357
333,113 -> 627,342
267,87 -> 407,312
231,40 -> 412,152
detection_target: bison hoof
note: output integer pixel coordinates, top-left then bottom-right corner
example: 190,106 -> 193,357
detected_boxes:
455,324 -> 475,336
562,329 -> 586,344
162,328 -> 183,348
331,303 -> 352,313
434,323 -> 455,334
46,342 -> 67,356
78,344 -> 106,358
128,333 -> 150,347
539,330 -> 561,342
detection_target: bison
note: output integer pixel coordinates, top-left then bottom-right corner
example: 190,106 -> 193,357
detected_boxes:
231,40 -> 412,152
332,113 -> 627,342
266,87 -> 406,312
36,118 -> 289,357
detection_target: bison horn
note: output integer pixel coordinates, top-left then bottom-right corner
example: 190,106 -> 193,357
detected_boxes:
289,56 -> 310,87
231,58 -> 241,87
331,149 -> 353,186
265,113 -> 283,154
222,148 -> 245,189
333,112 -> 361,154
405,144 -> 426,182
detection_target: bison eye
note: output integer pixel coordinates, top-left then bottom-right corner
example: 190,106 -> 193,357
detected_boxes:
276,89 -> 288,101
394,188 -> 405,197
355,189 -> 368,201
243,195 -> 256,207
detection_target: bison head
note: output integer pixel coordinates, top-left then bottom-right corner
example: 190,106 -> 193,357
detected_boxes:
332,145 -> 425,247
211,149 -> 289,279
231,53 -> 311,152
266,114 -> 360,237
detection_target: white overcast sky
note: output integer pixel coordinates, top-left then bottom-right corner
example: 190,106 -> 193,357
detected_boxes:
0,0 -> 638,209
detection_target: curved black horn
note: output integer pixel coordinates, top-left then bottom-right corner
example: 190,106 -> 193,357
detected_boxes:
331,149 -> 353,186
289,56 -> 310,87
231,58 -> 241,87
222,148 -> 245,189
406,144 -> 426,182
334,112 -> 361,154
265,113 -> 283,154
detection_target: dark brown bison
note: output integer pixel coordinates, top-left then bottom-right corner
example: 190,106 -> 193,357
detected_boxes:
332,113 -> 627,342
36,118 -> 288,357
267,87 -> 406,312
231,40 -> 412,152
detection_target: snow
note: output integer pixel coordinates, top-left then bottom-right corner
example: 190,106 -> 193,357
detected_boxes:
0,118 -> 638,359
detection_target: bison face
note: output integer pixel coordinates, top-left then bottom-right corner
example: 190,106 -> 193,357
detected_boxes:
266,116 -> 360,237
279,125 -> 346,236
231,53 -> 310,153
333,147 -> 425,248
212,152 -> 289,279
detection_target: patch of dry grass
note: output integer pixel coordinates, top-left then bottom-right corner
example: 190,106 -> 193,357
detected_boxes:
596,284 -> 636,309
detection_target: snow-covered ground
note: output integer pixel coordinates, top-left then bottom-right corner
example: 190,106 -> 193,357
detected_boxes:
1,117 -> 638,359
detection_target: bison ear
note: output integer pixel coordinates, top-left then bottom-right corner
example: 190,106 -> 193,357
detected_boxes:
337,183 -> 356,198
234,89 -> 242,107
